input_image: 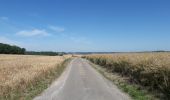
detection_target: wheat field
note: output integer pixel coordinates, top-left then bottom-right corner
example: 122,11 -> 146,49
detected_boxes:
84,52 -> 170,97
0,54 -> 70,98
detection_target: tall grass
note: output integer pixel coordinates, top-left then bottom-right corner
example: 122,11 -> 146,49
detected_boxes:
84,53 -> 170,98
0,54 -> 70,99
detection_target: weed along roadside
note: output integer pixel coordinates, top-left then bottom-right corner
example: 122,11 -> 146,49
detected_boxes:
87,61 -> 157,100
83,53 -> 170,100
0,55 -> 72,100
24,58 -> 72,100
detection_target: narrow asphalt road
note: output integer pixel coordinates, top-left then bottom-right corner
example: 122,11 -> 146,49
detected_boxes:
34,58 -> 130,100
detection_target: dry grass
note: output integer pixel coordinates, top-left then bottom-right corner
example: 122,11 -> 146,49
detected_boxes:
0,54 -> 69,98
84,52 -> 170,98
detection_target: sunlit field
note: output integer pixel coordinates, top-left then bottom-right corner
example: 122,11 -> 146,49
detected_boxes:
0,54 -> 69,98
84,52 -> 170,97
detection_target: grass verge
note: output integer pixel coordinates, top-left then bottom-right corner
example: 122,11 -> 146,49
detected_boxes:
88,60 -> 160,100
2,58 -> 72,100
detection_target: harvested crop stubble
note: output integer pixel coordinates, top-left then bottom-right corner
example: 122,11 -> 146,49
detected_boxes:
84,53 -> 170,98
0,54 -> 69,97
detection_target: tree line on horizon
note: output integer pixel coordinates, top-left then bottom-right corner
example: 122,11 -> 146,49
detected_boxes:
0,43 -> 65,56
25,51 -> 65,56
0,43 -> 26,54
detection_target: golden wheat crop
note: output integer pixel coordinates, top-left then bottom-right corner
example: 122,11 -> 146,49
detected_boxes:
85,52 -> 170,97
0,54 -> 69,97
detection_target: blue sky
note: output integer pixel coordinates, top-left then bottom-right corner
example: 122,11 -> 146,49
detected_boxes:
0,0 -> 170,52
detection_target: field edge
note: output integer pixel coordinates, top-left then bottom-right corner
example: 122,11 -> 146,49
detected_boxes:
86,59 -> 159,100
2,58 -> 72,100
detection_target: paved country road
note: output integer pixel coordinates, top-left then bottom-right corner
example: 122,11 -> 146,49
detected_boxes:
34,58 -> 130,100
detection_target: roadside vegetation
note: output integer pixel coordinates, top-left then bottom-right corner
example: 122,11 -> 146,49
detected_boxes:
83,53 -> 170,100
0,54 -> 71,100
89,61 -> 157,100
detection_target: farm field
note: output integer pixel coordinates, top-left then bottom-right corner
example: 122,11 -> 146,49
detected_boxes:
84,52 -> 170,98
0,54 -> 70,99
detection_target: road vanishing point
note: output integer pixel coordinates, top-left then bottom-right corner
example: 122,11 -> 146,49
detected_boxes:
34,58 -> 130,100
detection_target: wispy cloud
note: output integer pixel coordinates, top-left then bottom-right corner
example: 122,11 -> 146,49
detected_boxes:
16,29 -> 50,37
0,36 -> 33,50
0,36 -> 20,45
0,16 -> 9,21
49,26 -> 65,33
70,36 -> 92,45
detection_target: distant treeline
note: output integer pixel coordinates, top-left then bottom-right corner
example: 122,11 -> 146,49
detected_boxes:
0,43 -> 65,56
25,51 -> 65,56
0,43 -> 26,54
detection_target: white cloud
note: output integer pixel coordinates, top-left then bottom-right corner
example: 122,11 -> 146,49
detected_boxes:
0,36 -> 20,45
49,26 -> 65,32
0,16 -> 9,21
16,29 -> 49,37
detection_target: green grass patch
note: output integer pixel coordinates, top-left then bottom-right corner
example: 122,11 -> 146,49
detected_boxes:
88,60 -> 159,100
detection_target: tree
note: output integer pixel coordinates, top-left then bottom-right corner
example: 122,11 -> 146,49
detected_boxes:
0,43 -> 26,54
